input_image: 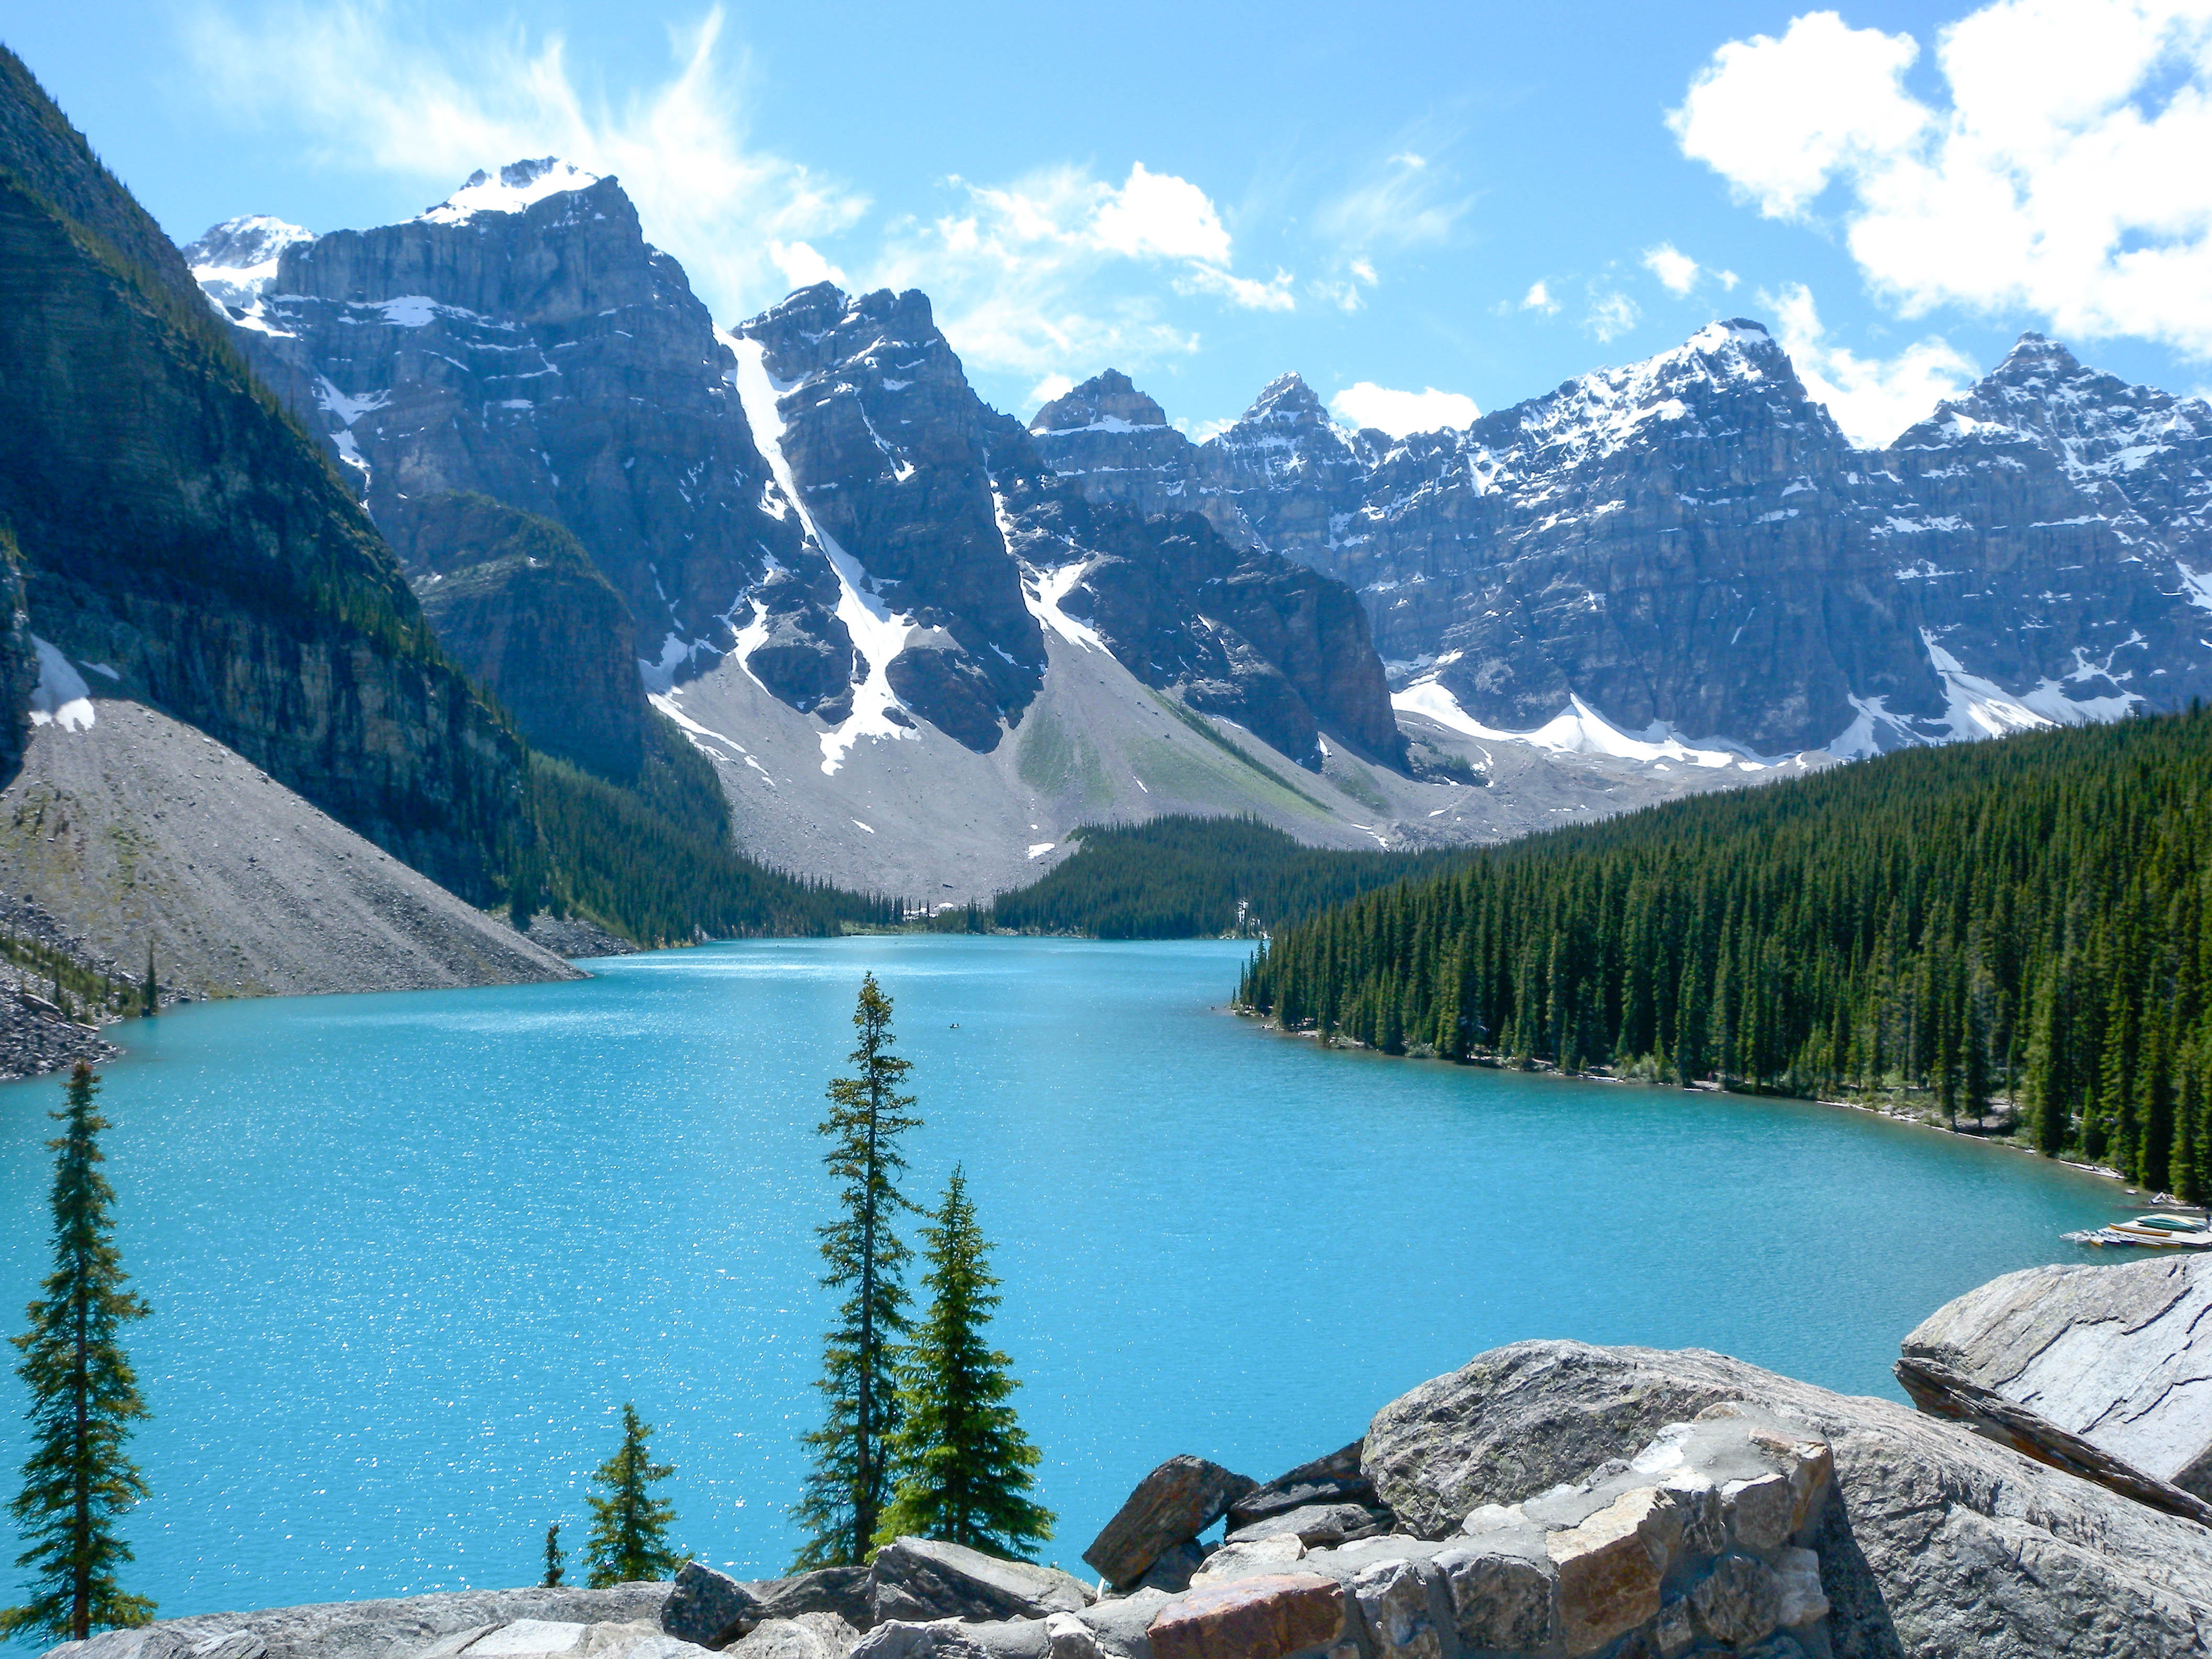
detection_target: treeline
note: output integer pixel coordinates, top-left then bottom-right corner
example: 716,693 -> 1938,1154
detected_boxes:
523,722 -> 899,943
1239,707 -> 2212,1198
989,815 -> 1475,938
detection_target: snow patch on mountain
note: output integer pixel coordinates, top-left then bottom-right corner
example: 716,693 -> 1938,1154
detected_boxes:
728,332 -> 917,777
419,159 -> 601,226
1393,679 -> 1759,771
181,215 -> 312,310
27,639 -> 94,732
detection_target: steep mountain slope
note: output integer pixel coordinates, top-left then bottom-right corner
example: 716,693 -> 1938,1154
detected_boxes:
1034,327 -> 2212,760
2,697 -> 577,998
0,46 -> 531,902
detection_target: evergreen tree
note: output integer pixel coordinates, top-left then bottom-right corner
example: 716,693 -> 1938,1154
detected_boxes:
1,1064 -> 154,1643
138,948 -> 156,1020
876,1169 -> 1053,1558
542,1521 -> 565,1588
583,1404 -> 680,1586
792,974 -> 923,1568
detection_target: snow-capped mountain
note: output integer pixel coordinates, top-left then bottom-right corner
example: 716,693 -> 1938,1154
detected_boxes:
181,214 -> 312,311
1035,325 -> 2212,760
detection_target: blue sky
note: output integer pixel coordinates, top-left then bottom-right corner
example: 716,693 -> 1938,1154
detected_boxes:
10,1 -> 2210,442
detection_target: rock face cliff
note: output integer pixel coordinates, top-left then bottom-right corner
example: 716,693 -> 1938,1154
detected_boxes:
1034,327 -> 2212,758
0,47 -> 532,903
393,493 -> 648,781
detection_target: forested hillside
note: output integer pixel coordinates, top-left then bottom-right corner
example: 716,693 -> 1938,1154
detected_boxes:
1238,709 -> 2212,1198
989,816 -> 1473,938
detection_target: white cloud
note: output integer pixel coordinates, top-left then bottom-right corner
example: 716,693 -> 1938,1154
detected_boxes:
183,3 -> 866,324
1718,269 -> 1741,291
1762,281 -> 1978,444
1026,373 -> 1076,408
1642,242 -> 1702,295
871,159 -> 1286,378
1330,382 -> 1481,436
1587,291 -> 1640,341
1674,1 -> 2212,356
1521,280 -> 1559,314
770,239 -> 845,290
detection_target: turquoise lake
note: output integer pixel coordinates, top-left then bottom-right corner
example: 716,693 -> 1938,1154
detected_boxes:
0,936 -> 2132,1619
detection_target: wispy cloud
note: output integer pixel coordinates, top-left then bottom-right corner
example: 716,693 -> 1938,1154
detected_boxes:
1586,290 -> 1640,341
1521,280 -> 1559,314
1314,150 -> 1473,256
182,2 -> 865,323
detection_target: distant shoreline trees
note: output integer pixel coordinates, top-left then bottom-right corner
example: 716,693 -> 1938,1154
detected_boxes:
1239,706 -> 2212,1197
1,1063 -> 154,1643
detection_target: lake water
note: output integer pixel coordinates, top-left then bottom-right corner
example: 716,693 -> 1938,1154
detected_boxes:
0,937 -> 2129,1620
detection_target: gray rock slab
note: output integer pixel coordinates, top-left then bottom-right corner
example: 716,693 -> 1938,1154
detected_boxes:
722,1616 -> 858,1659
1224,1445 -> 1378,1535
1363,1338 -> 2212,1657
1900,1253 -> 2212,1499
869,1539 -> 1093,1624
1083,1458 -> 1257,1591
662,1564 -> 769,1649
47,1592 -> 682,1659
1224,1507 -> 1387,1551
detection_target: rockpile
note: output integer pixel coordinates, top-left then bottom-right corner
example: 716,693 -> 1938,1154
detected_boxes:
52,1323 -> 2212,1659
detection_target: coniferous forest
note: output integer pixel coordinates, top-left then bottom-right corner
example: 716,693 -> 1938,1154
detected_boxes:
1238,707 -> 2212,1197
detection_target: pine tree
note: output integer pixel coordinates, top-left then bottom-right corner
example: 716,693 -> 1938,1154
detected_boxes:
583,1404 -> 680,1586
542,1521 -> 565,1588
138,948 -> 156,1020
876,1168 -> 1053,1558
1,1064 -> 154,1643
792,974 -> 922,1568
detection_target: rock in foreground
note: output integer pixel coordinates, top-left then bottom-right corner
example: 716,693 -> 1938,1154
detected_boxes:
1900,1253 -> 2212,1501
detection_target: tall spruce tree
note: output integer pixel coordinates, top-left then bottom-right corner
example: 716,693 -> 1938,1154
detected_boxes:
792,974 -> 921,1568
583,1404 -> 680,1586
1,1064 -> 154,1643
877,1168 -> 1052,1557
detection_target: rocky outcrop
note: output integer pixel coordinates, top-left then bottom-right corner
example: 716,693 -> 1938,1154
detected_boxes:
1035,330 -> 2212,759
219,161 -> 823,696
395,493 -> 649,781
0,51 -> 534,903
46,1586 -> 682,1659
1362,1338 -> 2212,1656
1225,1443 -> 1379,1534
1899,1254 -> 2212,1504
1082,1457 -> 1258,1590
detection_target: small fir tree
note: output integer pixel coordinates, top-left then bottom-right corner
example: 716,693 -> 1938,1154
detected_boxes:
583,1404 -> 680,1586
876,1168 -> 1053,1557
1,1064 -> 154,1643
791,974 -> 922,1568
138,948 -> 157,1020
542,1521 -> 565,1588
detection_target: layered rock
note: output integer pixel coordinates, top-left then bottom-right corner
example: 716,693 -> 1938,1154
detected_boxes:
0,49 -> 533,902
1035,330 -> 2212,759
1899,1254 -> 2212,1504
394,493 -> 648,780
212,160 -> 842,698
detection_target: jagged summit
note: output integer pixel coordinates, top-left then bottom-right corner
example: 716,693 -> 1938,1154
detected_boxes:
1029,369 -> 1167,435
1240,371 -> 1332,426
181,215 -> 311,310
419,158 -> 602,225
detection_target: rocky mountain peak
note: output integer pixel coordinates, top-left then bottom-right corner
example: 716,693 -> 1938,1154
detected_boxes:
1029,369 -> 1167,435
182,215 -> 312,311
1240,371 -> 1331,427
418,158 -> 602,225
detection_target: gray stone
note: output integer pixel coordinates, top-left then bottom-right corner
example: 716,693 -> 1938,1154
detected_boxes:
1362,1337 -> 2212,1658
1189,1537 -> 1304,1588
1690,1553 -> 1785,1648
1065,1590 -> 1171,1659
722,1617 -> 858,1659
1224,1444 -> 1381,1535
845,1625 -> 987,1659
868,1539 -> 1092,1625
45,1589 -> 680,1659
1346,1560 -> 1441,1659
1430,1543 -> 1556,1653
1224,1506 -> 1387,1551
1083,1458 -> 1258,1591
1652,1597 -> 1694,1658
1901,1254 -> 2212,1503
751,1571 -> 874,1633
662,1563 -> 766,1649
1129,1543 -> 1204,1599
1769,1546 -> 1829,1630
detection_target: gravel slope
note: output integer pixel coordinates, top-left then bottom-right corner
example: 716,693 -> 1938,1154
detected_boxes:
0,699 -> 579,998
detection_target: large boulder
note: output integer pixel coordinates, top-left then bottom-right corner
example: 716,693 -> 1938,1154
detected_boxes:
1900,1254 -> 2212,1500
867,1539 -> 1094,1624
662,1564 -> 767,1649
721,1616 -> 858,1659
45,1592 -> 688,1659
1083,1458 -> 1257,1591
1361,1339 -> 2212,1657
1142,1575 -> 1342,1659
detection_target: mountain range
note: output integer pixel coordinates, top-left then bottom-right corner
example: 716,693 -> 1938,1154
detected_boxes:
8,30 -> 2212,989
